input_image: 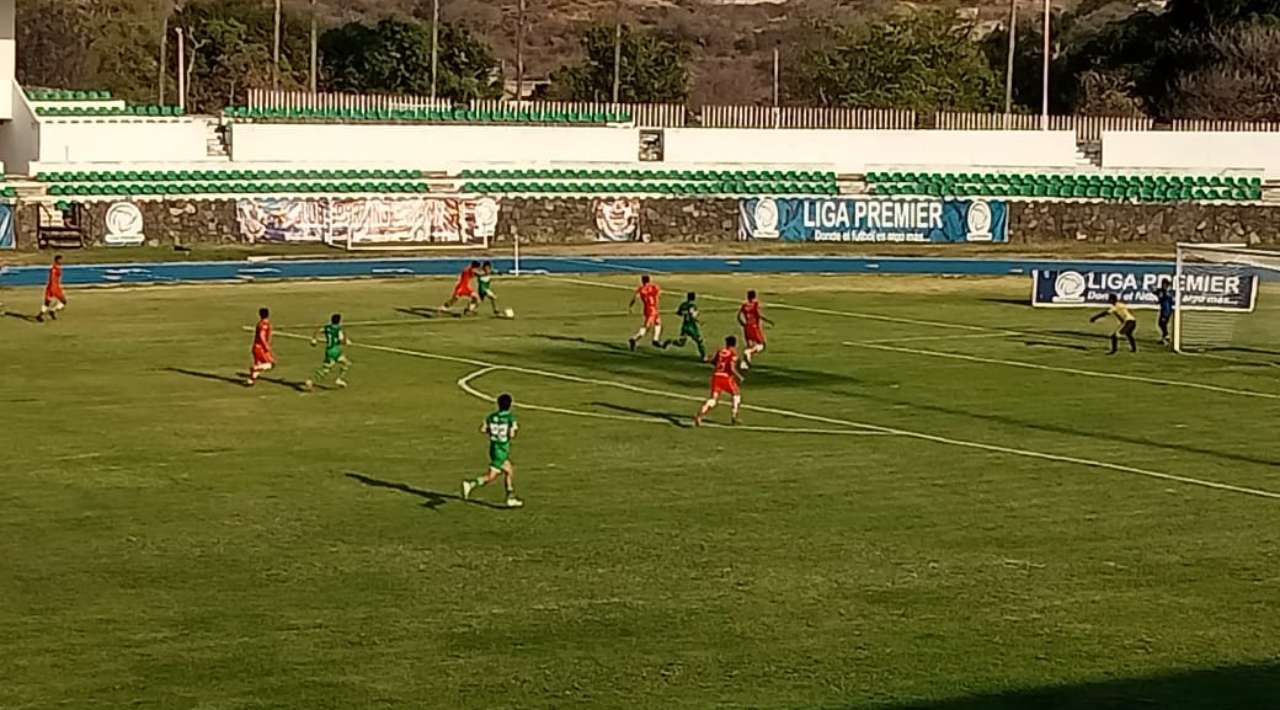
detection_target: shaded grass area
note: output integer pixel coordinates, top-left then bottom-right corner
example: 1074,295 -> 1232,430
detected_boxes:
2,273 -> 1278,709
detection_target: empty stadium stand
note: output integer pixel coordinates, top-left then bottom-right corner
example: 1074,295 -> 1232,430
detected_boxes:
865,171 -> 1264,202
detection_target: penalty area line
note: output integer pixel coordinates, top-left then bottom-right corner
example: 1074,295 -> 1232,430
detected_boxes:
549,276 -> 999,334
457,366 -> 892,436
283,331 -> 1280,502
844,340 -> 1280,401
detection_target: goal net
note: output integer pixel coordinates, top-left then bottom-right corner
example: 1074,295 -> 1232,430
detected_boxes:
1174,244 -> 1277,355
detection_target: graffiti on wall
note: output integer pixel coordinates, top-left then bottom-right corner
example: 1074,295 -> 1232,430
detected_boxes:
594,197 -> 641,242
236,197 -> 500,246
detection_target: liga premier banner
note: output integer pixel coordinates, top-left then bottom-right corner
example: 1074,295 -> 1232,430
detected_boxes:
739,197 -> 1008,243
1032,269 -> 1258,312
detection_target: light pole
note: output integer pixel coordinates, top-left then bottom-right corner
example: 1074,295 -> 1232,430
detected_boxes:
309,0 -> 317,93
272,0 -> 281,91
429,0 -> 439,100
1004,0 -> 1017,126
515,0 -> 526,104
611,0 -> 622,104
176,26 -> 186,112
1041,0 -> 1051,130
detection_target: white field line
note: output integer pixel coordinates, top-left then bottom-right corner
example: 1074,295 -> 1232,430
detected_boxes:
550,257 -> 672,275
457,366 -> 892,436
860,332 -> 1021,345
300,308 -> 741,329
554,276 -> 1280,396
270,331 -> 1280,501
550,276 -> 1000,333
844,340 -> 1280,401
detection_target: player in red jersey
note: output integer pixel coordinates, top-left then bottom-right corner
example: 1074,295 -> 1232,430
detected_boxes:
694,335 -> 744,426
627,274 -> 663,351
246,307 -> 275,386
36,254 -> 66,322
440,261 -> 481,315
737,289 -> 774,369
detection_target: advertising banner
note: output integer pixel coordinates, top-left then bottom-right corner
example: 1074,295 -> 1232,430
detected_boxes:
103,202 -> 146,246
236,197 -> 499,245
1032,268 -> 1257,312
739,197 -> 1007,243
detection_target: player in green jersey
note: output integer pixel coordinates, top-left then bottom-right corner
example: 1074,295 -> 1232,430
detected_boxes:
462,393 -> 523,508
657,291 -> 707,360
304,313 -> 352,391
477,261 -> 503,316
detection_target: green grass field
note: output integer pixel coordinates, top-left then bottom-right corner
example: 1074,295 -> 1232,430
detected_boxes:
3,273 -> 1279,709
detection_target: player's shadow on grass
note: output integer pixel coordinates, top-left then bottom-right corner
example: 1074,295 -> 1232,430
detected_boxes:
590,401 -> 690,428
867,660 -> 1280,710
2,310 -> 40,323
505,341 -> 871,392
395,307 -> 441,320
164,367 -> 306,391
344,471 -> 509,511
534,334 -> 634,354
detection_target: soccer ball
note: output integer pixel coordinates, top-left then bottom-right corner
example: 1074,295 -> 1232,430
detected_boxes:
503,308 -> 515,319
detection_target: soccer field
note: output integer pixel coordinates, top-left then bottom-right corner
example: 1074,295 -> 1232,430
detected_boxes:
3,273 -> 1279,709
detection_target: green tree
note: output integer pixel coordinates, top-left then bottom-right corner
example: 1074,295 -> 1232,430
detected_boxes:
176,0 -> 308,110
790,12 -> 1001,112
552,25 -> 690,103
320,18 -> 500,100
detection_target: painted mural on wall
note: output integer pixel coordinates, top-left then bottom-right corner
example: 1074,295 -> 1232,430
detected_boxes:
594,197 -> 641,242
236,197 -> 500,246
739,197 -> 1008,243
0,205 -> 13,249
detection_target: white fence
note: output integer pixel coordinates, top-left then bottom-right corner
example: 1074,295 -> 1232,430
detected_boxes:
248,89 -> 452,112
1169,119 -> 1280,133
701,105 -> 915,129
934,112 -> 1154,143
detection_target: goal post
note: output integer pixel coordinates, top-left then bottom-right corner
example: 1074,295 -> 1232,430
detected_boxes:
1173,243 -> 1278,354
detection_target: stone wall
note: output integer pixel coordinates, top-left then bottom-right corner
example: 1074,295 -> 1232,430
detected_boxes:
492,197 -> 738,243
8,196 -> 1280,249
1008,202 -> 1279,245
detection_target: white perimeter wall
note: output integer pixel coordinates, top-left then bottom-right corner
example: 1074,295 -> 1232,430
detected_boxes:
1102,131 -> 1280,179
230,124 -> 639,164
662,128 -> 1081,171
37,119 -> 209,164
0,81 -> 37,173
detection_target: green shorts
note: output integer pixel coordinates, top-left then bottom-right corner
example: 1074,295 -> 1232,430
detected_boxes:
489,444 -> 511,470
681,324 -> 702,340
324,346 -> 344,364
479,284 -> 495,300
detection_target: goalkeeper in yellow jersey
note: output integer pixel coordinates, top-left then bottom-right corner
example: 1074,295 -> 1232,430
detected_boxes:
304,313 -> 352,391
1090,294 -> 1137,354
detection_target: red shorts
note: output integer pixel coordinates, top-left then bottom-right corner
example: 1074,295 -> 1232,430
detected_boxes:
710,372 -> 739,397
252,344 -> 275,366
744,323 -> 765,345
45,287 -> 65,303
452,284 -> 474,299
643,311 -> 660,328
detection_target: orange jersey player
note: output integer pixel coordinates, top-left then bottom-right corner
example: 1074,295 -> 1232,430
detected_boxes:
440,260 -> 481,316
246,307 -> 275,386
694,335 -> 744,426
627,274 -> 663,351
36,254 -> 66,322
737,289 -> 775,369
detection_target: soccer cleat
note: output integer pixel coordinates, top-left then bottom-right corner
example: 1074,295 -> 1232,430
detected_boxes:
505,497 -> 524,508
35,313 -> 44,323
335,378 -> 348,389
461,480 -> 475,500
740,360 -> 750,371
244,379 -> 255,387
693,416 -> 703,427
302,380 -> 314,391
628,338 -> 637,352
